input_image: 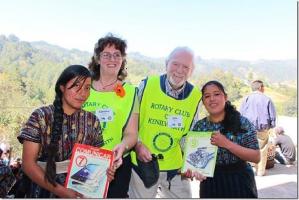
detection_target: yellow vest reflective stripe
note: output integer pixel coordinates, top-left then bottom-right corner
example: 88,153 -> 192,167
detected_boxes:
131,76 -> 202,170
82,83 -> 136,150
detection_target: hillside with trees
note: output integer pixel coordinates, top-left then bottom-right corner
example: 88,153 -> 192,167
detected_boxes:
0,34 -> 297,157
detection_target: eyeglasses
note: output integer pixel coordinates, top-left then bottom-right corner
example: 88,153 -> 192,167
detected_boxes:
100,52 -> 123,61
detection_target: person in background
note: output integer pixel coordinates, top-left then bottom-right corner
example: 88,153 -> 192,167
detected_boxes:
0,143 -> 11,166
190,80 -> 260,198
7,158 -> 31,198
240,80 -> 276,176
17,65 -> 116,198
0,147 -> 16,198
83,33 -> 138,198
271,126 -> 296,165
7,158 -> 22,197
129,47 -> 202,198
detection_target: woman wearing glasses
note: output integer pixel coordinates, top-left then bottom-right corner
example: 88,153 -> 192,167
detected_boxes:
82,33 -> 138,198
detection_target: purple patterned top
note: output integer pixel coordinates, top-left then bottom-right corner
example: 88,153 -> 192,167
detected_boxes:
18,105 -> 103,161
17,105 -> 103,198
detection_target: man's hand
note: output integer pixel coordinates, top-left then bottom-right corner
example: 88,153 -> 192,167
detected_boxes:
134,142 -> 152,162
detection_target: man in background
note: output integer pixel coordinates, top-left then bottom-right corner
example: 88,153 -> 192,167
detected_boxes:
240,80 -> 276,176
272,126 -> 296,165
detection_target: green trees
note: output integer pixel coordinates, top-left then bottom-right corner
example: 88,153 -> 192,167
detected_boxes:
193,68 -> 246,103
0,34 -> 296,158
271,83 -> 297,117
0,71 -> 34,156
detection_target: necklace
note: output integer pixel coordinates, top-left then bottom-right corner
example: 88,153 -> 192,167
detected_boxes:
99,78 -> 118,89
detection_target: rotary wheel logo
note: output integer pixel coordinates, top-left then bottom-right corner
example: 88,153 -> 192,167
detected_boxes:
153,132 -> 173,152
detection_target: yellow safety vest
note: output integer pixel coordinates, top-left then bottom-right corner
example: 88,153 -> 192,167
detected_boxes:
82,83 -> 136,151
131,76 -> 202,170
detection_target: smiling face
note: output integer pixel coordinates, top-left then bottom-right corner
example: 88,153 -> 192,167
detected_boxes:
202,84 -> 227,118
166,49 -> 194,89
97,44 -> 123,78
60,76 -> 91,114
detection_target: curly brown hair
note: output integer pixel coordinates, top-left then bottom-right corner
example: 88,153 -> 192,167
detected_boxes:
89,33 -> 127,81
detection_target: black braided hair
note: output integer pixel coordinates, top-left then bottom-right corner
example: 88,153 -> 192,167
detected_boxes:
222,100 -> 246,135
201,80 -> 245,136
44,65 -> 91,186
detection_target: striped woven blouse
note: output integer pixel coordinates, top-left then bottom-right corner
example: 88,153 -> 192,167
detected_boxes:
18,105 -> 103,161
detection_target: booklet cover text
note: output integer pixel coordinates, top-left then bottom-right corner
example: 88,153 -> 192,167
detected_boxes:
65,143 -> 113,198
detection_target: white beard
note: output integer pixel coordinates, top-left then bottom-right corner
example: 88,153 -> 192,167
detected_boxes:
168,75 -> 185,89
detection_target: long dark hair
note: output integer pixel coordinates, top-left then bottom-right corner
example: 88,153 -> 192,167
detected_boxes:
89,33 -> 127,81
45,65 -> 91,186
201,80 -> 245,135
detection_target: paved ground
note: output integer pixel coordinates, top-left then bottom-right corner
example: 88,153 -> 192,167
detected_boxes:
190,162 -> 298,198
255,163 -> 297,198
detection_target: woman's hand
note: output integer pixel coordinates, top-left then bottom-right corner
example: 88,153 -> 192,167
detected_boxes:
210,130 -> 231,148
181,169 -> 206,182
106,166 -> 116,182
181,169 -> 193,179
22,141 -> 85,198
211,131 -> 261,163
55,186 -> 84,198
112,143 -> 125,169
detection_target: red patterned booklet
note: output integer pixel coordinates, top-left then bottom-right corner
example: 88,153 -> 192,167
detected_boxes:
65,143 -> 113,198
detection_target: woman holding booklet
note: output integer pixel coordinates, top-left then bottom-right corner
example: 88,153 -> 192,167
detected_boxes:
17,65 -> 116,198
188,80 -> 260,198
83,33 -> 138,198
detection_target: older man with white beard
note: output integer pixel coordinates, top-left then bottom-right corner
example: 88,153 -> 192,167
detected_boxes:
129,47 -> 202,198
